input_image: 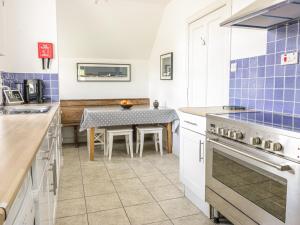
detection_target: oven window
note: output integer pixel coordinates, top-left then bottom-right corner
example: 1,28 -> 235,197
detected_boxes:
212,149 -> 287,222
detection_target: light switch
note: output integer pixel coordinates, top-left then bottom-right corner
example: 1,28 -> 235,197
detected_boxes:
281,52 -> 298,65
230,62 -> 237,72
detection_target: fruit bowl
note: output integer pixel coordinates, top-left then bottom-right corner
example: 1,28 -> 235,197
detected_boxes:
120,100 -> 133,109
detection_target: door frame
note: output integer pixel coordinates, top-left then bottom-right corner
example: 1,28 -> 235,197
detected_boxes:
185,0 -> 232,106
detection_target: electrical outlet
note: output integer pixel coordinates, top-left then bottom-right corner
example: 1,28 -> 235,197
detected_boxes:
230,62 -> 237,72
281,52 -> 299,65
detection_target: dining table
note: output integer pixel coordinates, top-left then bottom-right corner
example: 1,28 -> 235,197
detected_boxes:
80,105 -> 180,160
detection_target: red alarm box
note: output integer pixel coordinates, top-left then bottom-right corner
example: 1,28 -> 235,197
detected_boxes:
38,42 -> 54,59
38,42 -> 54,70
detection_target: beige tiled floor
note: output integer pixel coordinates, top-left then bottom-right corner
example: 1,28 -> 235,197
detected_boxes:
56,142 -> 216,225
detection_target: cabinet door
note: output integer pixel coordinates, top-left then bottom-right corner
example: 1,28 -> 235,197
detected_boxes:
187,5 -> 230,107
47,154 -> 55,225
0,0 -> 5,56
180,128 -> 206,201
37,170 -> 50,225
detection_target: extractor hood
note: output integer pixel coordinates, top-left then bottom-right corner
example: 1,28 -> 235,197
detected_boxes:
221,0 -> 300,29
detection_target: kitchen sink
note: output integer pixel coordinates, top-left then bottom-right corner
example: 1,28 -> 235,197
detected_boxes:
0,105 -> 51,115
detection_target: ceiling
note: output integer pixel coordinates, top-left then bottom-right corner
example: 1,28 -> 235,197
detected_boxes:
57,0 -> 170,59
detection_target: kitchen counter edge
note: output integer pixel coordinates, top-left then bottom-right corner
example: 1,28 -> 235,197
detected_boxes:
179,106 -> 248,117
0,103 -> 60,224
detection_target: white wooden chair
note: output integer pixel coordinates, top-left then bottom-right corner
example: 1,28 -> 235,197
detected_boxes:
136,126 -> 163,157
87,128 -> 106,155
106,128 -> 133,160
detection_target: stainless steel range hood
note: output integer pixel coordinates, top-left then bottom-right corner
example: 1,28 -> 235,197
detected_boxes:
221,0 -> 300,29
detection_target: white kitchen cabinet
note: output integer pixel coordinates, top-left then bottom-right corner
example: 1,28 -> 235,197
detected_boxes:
32,109 -> 62,225
0,0 -> 5,56
180,112 -> 209,216
187,4 -> 230,107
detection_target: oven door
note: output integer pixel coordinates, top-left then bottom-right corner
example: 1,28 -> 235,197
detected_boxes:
206,133 -> 300,225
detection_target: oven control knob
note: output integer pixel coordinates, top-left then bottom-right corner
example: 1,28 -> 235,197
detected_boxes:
227,130 -> 234,138
220,128 -> 227,136
216,127 -> 221,134
250,137 -> 261,145
262,140 -> 272,149
233,132 -> 244,140
271,143 -> 283,151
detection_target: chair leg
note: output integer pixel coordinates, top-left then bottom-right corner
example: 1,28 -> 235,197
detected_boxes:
158,131 -> 163,156
139,132 -> 144,158
154,133 -> 158,152
103,130 -> 106,155
129,133 -> 133,158
105,132 -> 109,156
108,135 -> 114,160
125,135 -> 129,155
136,130 -> 140,154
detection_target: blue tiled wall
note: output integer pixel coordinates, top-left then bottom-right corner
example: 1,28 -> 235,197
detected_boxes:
229,20 -> 300,117
0,72 -> 59,102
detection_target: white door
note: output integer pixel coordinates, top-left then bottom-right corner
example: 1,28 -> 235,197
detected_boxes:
188,6 -> 230,106
0,0 -> 5,56
181,128 -> 206,201
188,20 -> 207,107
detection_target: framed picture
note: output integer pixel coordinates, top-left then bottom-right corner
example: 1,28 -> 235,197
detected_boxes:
160,52 -> 173,80
77,63 -> 131,82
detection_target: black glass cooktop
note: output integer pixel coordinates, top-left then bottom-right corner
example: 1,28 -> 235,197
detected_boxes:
215,111 -> 300,133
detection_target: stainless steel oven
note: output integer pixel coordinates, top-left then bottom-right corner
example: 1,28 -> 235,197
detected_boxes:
205,112 -> 300,225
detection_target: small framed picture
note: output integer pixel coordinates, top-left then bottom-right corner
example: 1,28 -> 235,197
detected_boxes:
160,52 -> 173,80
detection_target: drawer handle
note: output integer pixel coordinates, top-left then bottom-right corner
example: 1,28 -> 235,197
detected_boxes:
184,120 -> 198,126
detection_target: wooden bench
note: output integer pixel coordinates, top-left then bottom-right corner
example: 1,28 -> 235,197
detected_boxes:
60,98 -> 173,155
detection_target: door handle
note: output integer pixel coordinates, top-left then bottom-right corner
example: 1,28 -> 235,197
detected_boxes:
199,140 -> 204,162
184,120 -> 197,126
207,139 -> 291,171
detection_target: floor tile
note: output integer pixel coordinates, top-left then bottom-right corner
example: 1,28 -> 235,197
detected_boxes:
172,214 -> 215,225
146,221 -> 173,225
125,202 -> 168,225
148,184 -> 183,201
105,161 -> 131,170
118,189 -> 154,206
82,172 -> 111,184
58,185 -> 84,201
113,178 -> 145,192
164,172 -> 180,184
88,208 -> 130,225
86,193 -> 122,213
56,198 -> 86,218
140,173 -> 171,188
55,214 -> 88,225
159,198 -> 199,219
108,168 -> 137,180
60,175 -> 83,188
84,181 -> 115,196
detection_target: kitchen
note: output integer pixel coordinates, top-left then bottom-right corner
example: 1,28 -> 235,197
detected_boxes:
0,0 -> 300,225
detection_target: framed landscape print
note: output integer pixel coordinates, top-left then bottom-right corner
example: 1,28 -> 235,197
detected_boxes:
77,63 -> 131,82
160,52 -> 173,80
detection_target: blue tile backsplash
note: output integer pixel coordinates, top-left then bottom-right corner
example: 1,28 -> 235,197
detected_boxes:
0,72 -> 59,102
229,20 -> 300,118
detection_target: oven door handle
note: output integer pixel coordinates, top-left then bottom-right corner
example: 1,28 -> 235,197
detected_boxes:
207,139 -> 291,172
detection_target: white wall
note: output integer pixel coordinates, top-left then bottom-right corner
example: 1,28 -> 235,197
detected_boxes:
230,0 -> 267,59
59,58 -> 149,99
3,0 -> 58,73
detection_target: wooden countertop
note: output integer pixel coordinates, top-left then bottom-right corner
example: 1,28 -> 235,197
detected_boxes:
0,209 -> 4,225
0,103 -> 59,222
179,106 -> 248,117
